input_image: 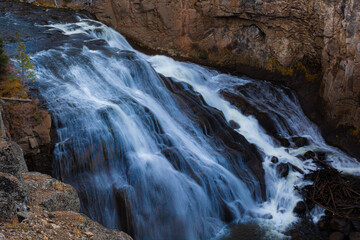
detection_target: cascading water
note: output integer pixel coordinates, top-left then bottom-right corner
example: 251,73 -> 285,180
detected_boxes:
3,5 -> 360,239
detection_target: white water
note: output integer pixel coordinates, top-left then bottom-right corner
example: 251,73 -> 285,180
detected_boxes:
31,19 -> 360,239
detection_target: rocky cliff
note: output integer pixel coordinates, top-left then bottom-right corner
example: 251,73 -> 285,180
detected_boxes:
28,0 -> 360,159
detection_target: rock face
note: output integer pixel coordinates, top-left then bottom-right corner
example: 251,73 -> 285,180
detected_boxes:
1,98 -> 54,174
0,137 -> 132,240
29,0 -> 360,159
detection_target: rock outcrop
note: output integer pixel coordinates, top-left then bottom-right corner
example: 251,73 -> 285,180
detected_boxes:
2,98 -> 54,175
27,0 -> 360,159
0,136 -> 132,240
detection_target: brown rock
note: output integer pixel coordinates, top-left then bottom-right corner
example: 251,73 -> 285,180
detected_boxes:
23,172 -> 80,212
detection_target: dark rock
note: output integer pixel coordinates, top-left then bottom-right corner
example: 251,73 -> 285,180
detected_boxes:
229,120 -> 240,129
291,137 -> 309,148
271,156 -> 279,163
293,201 -> 306,215
276,163 -> 289,178
329,232 -> 345,240
350,232 -> 360,240
0,191 -> 17,223
278,138 -> 290,147
304,151 -> 315,159
330,217 -> 351,235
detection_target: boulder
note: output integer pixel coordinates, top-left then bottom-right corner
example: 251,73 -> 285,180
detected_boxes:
0,137 -> 28,179
23,172 -> 80,212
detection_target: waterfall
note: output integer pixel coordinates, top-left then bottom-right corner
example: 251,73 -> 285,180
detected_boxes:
29,19 -> 360,239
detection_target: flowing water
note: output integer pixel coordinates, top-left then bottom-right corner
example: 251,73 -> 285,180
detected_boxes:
2,4 -> 360,239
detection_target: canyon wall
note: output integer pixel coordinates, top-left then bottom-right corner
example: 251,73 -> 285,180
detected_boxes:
30,0 -> 360,158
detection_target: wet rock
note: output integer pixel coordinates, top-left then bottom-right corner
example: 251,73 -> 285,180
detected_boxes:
330,232 -> 345,240
276,163 -> 289,178
291,137 -> 309,148
113,184 -> 135,237
23,172 -> 80,212
293,201 -> 306,215
330,217 -> 351,235
278,138 -> 290,147
304,151 -> 315,159
350,232 -> 360,240
229,120 -> 240,129
271,156 -> 279,163
0,191 -> 17,223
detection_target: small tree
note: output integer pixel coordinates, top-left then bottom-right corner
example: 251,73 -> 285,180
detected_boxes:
13,32 -> 36,85
0,37 -> 9,76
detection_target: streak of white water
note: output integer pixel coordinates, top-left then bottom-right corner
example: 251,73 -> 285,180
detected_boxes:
32,19 -> 360,239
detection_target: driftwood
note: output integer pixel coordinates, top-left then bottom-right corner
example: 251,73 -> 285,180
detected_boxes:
298,161 -> 360,220
0,97 -> 32,102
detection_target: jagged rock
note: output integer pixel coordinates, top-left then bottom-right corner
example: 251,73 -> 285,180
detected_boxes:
23,172 -> 80,212
276,163 -> 289,178
0,191 -> 17,223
